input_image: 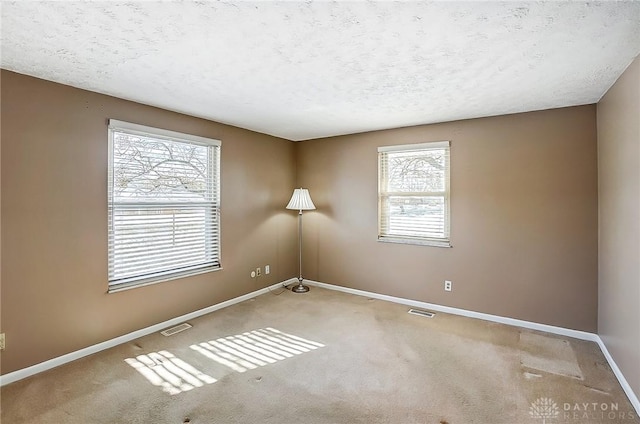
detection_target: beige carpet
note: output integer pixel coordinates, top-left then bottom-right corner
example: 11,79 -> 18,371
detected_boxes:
1,286 -> 638,424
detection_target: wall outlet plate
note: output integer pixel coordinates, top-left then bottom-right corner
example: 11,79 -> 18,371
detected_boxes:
256,267 -> 261,277
265,265 -> 270,275
444,280 -> 452,292
0,333 -> 5,351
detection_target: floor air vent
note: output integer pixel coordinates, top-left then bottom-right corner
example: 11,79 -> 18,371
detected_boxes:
408,309 -> 435,318
160,323 -> 192,336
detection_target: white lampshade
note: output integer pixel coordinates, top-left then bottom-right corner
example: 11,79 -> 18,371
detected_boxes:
286,188 -> 316,211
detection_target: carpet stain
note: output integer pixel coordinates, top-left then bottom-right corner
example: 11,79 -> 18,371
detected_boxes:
519,332 -> 584,379
523,371 -> 542,379
583,384 -> 610,395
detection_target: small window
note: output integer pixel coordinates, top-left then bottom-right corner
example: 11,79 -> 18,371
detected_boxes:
108,120 -> 221,291
378,141 -> 450,247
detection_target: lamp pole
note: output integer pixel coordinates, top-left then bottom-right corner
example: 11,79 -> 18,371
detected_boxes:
292,208 -> 309,293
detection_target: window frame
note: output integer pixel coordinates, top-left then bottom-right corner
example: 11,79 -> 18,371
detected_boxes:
107,119 -> 222,292
378,141 -> 451,248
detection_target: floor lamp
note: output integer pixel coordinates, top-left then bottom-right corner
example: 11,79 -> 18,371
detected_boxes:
286,188 -> 316,293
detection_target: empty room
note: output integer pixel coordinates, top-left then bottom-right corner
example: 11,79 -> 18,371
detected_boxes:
1,1 -> 639,423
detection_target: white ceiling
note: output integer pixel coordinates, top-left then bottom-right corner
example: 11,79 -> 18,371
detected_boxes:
1,1 -> 639,141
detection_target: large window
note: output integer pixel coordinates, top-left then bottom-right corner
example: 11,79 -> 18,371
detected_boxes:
108,120 -> 221,291
378,141 -> 450,247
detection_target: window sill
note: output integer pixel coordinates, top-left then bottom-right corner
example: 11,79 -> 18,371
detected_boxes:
378,237 -> 451,248
108,266 -> 222,293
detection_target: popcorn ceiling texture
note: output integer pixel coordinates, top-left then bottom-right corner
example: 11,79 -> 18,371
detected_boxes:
1,1 -> 639,141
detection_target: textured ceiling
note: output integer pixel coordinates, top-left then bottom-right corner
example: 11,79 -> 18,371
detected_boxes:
1,1 -> 639,141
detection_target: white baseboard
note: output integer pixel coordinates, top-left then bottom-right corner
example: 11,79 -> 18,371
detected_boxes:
595,337 -> 640,416
305,280 -> 598,341
305,279 -> 639,416
0,279 -> 296,387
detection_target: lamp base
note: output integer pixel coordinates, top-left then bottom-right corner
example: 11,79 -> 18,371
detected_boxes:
291,281 -> 310,293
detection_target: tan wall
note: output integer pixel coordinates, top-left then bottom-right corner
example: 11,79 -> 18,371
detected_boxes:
0,71 -> 297,374
0,69 -> 603,376
297,106 -> 598,332
597,56 -> 640,396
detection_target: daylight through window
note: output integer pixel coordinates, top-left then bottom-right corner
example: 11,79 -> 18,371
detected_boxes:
108,120 -> 221,291
378,141 -> 450,247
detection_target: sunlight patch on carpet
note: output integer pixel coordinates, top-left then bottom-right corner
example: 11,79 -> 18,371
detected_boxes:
191,327 -> 325,373
125,350 -> 216,395
125,328 -> 324,395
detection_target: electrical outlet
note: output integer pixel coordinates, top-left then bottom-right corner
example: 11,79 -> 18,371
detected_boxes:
256,267 -> 261,277
0,333 -> 5,351
265,265 -> 270,275
444,280 -> 452,292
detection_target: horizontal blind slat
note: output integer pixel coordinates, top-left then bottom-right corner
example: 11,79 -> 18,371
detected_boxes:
111,255 -> 215,275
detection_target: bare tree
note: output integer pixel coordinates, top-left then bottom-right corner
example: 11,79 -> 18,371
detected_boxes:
387,150 -> 445,192
113,133 -> 210,201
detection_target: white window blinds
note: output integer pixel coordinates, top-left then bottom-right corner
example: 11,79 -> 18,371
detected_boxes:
378,141 -> 450,247
108,120 -> 221,291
